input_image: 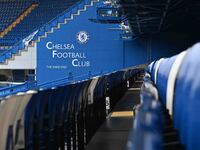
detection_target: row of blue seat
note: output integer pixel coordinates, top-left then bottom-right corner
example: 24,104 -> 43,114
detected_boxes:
128,70 -> 186,150
0,1 -> 33,32
148,43 -> 200,150
0,68 -> 142,149
127,73 -> 163,150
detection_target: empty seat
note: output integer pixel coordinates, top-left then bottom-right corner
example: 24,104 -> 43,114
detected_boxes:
149,43 -> 200,150
0,94 -> 33,150
127,81 -> 163,150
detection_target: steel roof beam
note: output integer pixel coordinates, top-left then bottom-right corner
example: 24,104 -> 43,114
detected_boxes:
132,0 -> 142,34
158,0 -> 172,31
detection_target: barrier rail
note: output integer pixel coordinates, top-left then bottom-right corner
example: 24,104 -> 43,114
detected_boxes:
0,81 -> 37,98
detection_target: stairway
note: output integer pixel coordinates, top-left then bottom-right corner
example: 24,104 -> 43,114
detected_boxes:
163,109 -> 185,150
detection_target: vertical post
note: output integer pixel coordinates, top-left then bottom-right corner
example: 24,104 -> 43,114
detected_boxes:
123,40 -> 125,68
147,36 -> 152,63
149,36 -> 152,62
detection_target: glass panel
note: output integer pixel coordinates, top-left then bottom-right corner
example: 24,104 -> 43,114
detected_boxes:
98,9 -> 119,18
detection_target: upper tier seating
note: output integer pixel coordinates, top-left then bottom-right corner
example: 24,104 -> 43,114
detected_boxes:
0,0 -> 81,46
0,1 -> 34,33
0,2 -> 38,38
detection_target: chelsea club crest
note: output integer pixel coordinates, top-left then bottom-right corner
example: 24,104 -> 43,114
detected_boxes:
76,31 -> 89,44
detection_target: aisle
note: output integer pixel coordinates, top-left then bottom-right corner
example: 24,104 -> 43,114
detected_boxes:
85,78 -> 143,150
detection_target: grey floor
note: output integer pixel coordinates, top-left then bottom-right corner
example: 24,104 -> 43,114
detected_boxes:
85,79 -> 143,150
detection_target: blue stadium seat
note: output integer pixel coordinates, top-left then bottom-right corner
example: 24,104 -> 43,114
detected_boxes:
48,87 -> 64,149
0,1 -> 34,32
173,44 -> 200,150
156,56 -> 177,105
107,71 -> 127,110
149,43 -> 200,150
128,102 -> 163,150
24,91 -> 42,149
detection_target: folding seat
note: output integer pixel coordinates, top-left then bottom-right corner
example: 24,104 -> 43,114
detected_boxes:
143,72 -> 152,83
128,69 -> 137,86
149,43 -> 200,150
44,23 -> 52,32
125,70 -> 134,88
75,81 -> 92,150
0,93 -> 33,150
109,72 -> 120,102
78,81 -> 93,145
117,73 -> 125,93
0,96 -> 23,150
64,12 -> 72,19
155,55 -> 177,105
127,127 -> 162,150
47,88 -> 62,148
61,85 -> 78,150
5,51 -> 12,59
85,77 -> 99,143
24,91 -> 46,150
139,81 -> 162,121
107,72 -> 123,110
151,61 -> 159,83
51,20 -> 58,28
138,100 -> 163,132
35,85 -> 65,150
147,61 -> 155,74
172,44 -> 200,150
70,84 -> 85,149
140,82 -> 159,103
129,69 -> 138,80
11,46 -> 20,54
62,82 -> 84,150
0,96 -> 18,149
57,15 -> 65,23
116,71 -> 128,97
30,90 -> 55,150
77,1 -> 84,10
55,85 -> 75,150
11,94 -> 34,150
106,74 -> 117,110
91,77 -> 107,132
128,108 -> 163,150
37,28 -> 45,37
95,77 -> 107,123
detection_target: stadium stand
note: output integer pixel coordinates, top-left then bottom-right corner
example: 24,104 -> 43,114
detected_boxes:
0,3 -> 38,38
0,1 -> 35,33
